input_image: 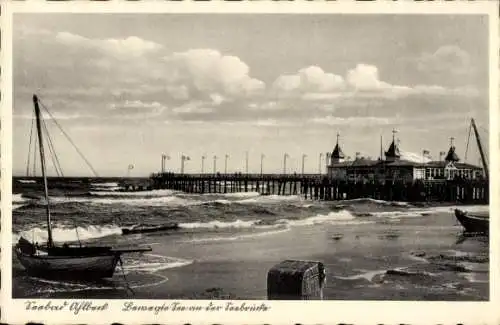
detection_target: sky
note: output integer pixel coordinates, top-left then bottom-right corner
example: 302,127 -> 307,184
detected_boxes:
12,13 -> 490,177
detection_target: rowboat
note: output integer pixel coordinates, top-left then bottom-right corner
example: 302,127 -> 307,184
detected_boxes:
454,209 -> 489,234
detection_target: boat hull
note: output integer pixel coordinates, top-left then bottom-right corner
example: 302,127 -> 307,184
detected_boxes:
454,209 -> 489,234
16,248 -> 121,279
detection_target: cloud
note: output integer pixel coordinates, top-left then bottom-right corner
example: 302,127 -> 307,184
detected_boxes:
13,112 -> 94,121
346,64 -> 410,93
106,100 -> 167,119
273,63 -> 409,97
273,66 -> 344,94
172,100 -> 214,115
310,116 -> 392,126
108,100 -> 165,111
416,45 -> 473,76
13,27 -> 483,129
209,93 -> 226,106
164,49 -> 265,100
55,32 -> 163,58
272,63 -> 479,102
247,101 -> 281,111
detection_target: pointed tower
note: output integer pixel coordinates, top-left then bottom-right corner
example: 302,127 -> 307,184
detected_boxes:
385,129 -> 401,162
444,137 -> 460,162
331,132 -> 345,164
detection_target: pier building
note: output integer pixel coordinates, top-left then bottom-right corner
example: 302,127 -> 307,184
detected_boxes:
327,132 -> 484,183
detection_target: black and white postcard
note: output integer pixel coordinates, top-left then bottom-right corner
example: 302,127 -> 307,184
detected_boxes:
1,1 -> 499,324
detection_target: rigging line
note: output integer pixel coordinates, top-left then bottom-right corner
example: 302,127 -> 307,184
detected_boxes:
41,113 -> 64,177
464,122 -> 472,162
41,115 -> 64,177
41,117 -> 60,177
26,116 -> 35,177
33,134 -> 38,177
38,100 -> 99,177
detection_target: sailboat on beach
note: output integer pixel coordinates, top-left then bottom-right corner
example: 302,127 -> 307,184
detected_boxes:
15,94 -> 151,279
454,118 -> 489,235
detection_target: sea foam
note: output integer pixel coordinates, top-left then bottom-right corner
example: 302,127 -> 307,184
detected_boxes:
179,219 -> 260,229
278,210 -> 373,227
12,224 -> 122,244
89,189 -> 177,197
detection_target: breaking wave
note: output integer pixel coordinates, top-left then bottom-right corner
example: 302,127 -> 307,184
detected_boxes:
90,182 -> 119,188
179,219 -> 261,229
222,192 -> 261,198
122,253 -> 193,273
277,210 -> 374,226
89,189 -> 176,197
13,193 -> 29,203
238,194 -> 303,204
17,179 -> 37,184
13,224 -> 122,244
181,226 -> 290,243
45,194 -> 192,207
363,205 -> 489,219
12,193 -> 34,210
341,198 -> 410,207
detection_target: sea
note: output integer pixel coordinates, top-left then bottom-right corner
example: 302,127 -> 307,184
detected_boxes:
11,177 -> 489,300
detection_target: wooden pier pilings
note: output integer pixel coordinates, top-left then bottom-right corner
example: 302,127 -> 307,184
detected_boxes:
143,173 -> 489,204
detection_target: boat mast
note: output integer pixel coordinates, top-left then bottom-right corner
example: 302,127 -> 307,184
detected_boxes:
471,118 -> 489,180
33,94 -> 54,247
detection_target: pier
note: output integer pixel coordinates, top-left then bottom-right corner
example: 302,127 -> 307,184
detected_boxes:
122,172 -> 489,204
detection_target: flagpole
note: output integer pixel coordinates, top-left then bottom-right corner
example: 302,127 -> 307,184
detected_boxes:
260,154 -> 264,176
302,154 -> 307,175
245,151 -> 249,174
283,153 -> 288,175
181,155 -> 189,174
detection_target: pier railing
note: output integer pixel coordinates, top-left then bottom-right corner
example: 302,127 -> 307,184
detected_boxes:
122,173 -> 489,204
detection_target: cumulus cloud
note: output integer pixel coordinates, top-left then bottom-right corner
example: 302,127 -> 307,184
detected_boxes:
273,63 -> 479,102
273,66 -> 344,94
272,64 -> 410,100
346,64 -> 410,93
417,45 -> 473,76
164,49 -> 265,100
14,27 -> 482,128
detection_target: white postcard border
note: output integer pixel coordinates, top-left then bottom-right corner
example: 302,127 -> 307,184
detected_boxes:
1,1 -> 499,324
